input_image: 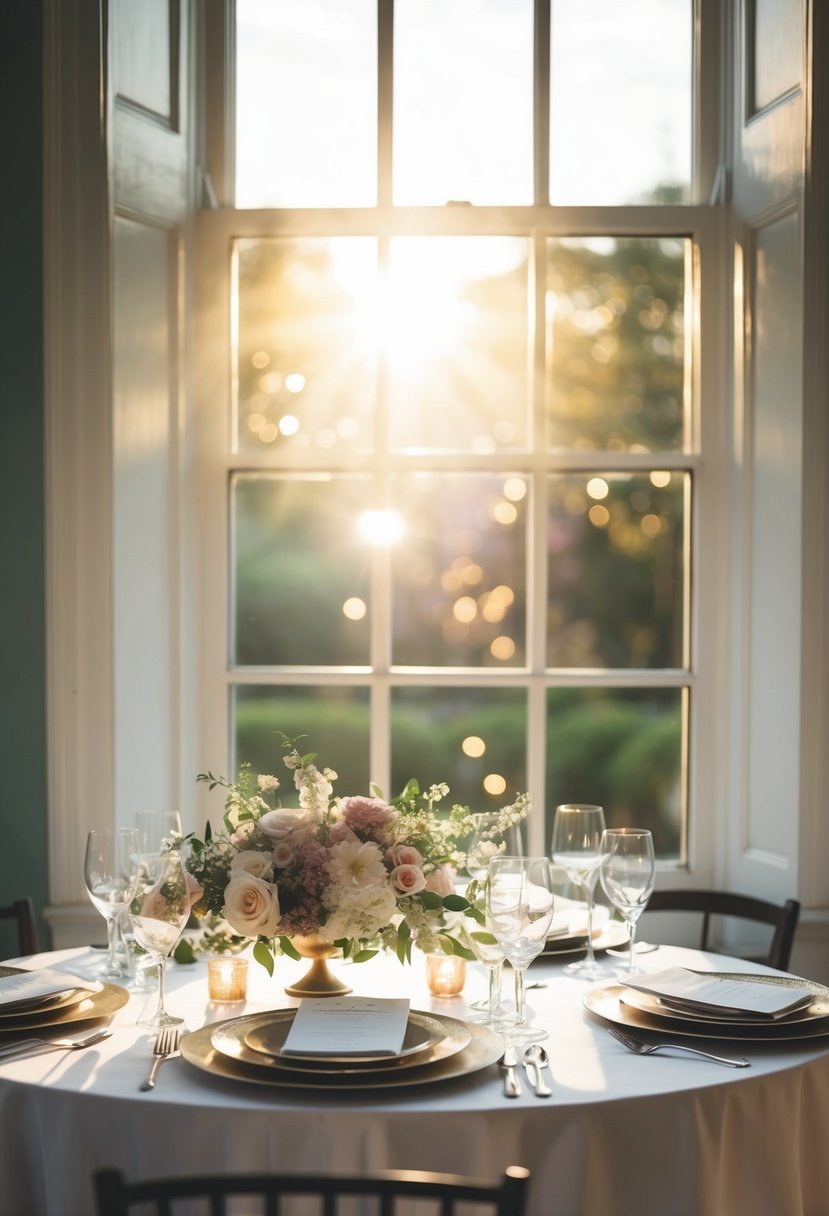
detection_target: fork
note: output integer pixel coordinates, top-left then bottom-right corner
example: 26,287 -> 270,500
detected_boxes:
141,1025 -> 182,1091
0,1027 -> 112,1061
607,1025 -> 749,1068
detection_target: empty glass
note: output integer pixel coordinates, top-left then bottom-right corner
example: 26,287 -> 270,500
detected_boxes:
550,804 -> 606,978
83,829 -> 140,980
485,856 -> 555,1043
599,828 -> 656,973
130,849 -> 190,1029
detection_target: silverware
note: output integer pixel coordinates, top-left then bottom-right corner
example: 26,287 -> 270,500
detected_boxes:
499,1043 -> 522,1097
607,1025 -> 750,1068
141,1024 -> 182,1091
0,1027 -> 112,1061
522,1044 -> 552,1097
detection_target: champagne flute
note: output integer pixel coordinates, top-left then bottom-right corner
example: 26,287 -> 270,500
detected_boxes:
130,848 -> 190,1029
485,856 -> 555,1043
599,828 -> 656,973
83,829 -> 140,980
550,804 -> 606,979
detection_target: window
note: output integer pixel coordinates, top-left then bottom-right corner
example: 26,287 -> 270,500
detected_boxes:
197,0 -> 719,863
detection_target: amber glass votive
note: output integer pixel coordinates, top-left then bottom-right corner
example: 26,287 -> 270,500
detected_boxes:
426,954 -> 466,996
207,957 -> 249,1002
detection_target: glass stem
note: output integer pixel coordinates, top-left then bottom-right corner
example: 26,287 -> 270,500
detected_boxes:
487,959 -> 503,1014
106,915 -> 119,973
156,958 -> 168,1015
514,966 -> 526,1026
627,919 -> 638,970
584,880 -> 596,966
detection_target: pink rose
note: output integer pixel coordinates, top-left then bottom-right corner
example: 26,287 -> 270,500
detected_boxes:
424,863 -> 455,897
329,821 -> 357,845
390,863 -> 427,896
339,796 -> 396,832
387,844 -> 423,868
185,871 -> 205,911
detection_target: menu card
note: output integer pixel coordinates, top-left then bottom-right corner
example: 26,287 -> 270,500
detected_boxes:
620,967 -> 814,1020
0,968 -> 100,1012
282,996 -> 410,1056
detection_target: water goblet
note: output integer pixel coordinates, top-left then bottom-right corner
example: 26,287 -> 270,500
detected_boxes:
83,828 -> 140,980
485,856 -> 555,1043
550,803 -> 606,979
130,848 -> 190,1029
458,919 -> 514,1027
599,828 -> 656,973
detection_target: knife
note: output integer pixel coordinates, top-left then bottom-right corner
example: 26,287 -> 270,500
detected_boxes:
500,1044 -> 522,1098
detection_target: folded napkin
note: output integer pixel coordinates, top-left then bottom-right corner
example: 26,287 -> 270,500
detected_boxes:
620,967 -> 813,1021
281,996 -> 410,1056
0,968 -> 101,1013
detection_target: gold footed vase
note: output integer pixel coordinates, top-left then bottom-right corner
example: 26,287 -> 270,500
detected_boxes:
284,934 -> 352,998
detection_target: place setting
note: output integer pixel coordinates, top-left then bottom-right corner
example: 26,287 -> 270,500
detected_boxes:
0,965 -> 123,1057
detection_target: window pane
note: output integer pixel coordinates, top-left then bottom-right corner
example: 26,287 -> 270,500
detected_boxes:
235,0 -> 376,207
391,687 -> 527,811
232,475 -> 372,666
549,0 -> 692,205
546,687 -> 685,859
235,238 -> 376,454
546,237 -> 688,452
547,472 -> 687,669
388,238 -> 530,451
234,685 -> 370,792
392,474 -> 527,667
394,0 -> 533,204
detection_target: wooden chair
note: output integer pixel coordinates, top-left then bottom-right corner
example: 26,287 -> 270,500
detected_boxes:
0,897 -> 39,955
93,1166 -> 531,1216
645,889 -> 800,970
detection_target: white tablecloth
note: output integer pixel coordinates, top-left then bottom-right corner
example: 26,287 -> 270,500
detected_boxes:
1,943 -> 828,1216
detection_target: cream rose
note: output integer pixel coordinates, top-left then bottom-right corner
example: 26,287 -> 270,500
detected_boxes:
222,873 -> 280,937
230,850 -> 274,881
389,863 -> 427,896
424,863 -> 455,897
259,806 -> 313,845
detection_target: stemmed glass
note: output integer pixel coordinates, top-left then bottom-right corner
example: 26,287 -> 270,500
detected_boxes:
485,856 -> 555,1044
464,813 -> 523,1021
550,804 -> 606,979
83,829 -> 140,980
129,848 -> 190,1029
598,828 -> 656,973
465,812 -> 524,883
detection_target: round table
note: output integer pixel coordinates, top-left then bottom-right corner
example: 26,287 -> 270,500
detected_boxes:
1,942 -> 828,1216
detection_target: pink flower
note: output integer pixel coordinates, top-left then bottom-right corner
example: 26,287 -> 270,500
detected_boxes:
185,871 -> 205,911
339,796 -> 396,832
424,863 -> 455,897
390,863 -> 427,896
230,820 -> 256,849
387,844 -> 423,868
329,820 -> 357,845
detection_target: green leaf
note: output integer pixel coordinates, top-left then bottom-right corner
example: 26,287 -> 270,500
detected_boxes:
253,941 -> 274,976
450,942 -> 476,961
398,919 -> 411,940
418,890 -> 444,910
278,935 -> 301,961
173,938 -> 197,964
438,934 -> 455,955
352,949 -> 378,964
470,906 -> 486,926
442,894 -> 470,912
471,930 -> 498,945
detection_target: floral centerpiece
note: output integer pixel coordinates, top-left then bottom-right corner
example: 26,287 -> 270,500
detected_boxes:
185,735 -> 529,978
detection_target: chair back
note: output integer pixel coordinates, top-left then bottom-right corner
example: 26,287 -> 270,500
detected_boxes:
0,898 -> 39,956
93,1167 -> 531,1216
645,889 -> 800,970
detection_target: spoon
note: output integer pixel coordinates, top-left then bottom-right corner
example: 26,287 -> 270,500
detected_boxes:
522,1044 -> 552,1098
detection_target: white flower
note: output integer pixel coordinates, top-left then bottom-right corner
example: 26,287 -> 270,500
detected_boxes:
230,850 -> 274,881
257,774 -> 280,792
320,884 -> 398,942
223,873 -> 280,937
230,820 -> 256,849
259,806 -> 313,845
271,841 -> 294,869
327,839 -> 388,888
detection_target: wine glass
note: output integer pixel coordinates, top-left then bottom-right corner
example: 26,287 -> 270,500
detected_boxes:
598,828 -> 656,973
550,804 -> 606,979
465,812 -> 524,883
129,848 -> 190,1029
485,856 -> 555,1043
83,829 -> 140,980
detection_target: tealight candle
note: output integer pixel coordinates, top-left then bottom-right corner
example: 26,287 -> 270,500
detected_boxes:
207,957 -> 249,1002
425,954 -> 466,996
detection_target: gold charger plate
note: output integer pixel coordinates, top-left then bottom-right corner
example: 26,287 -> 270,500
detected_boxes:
618,973 -> 829,1028
0,967 -> 127,1033
585,973 -> 829,1042
215,1009 -> 468,1077
184,1012 -> 501,1091
243,1007 -> 442,1066
544,920 -> 629,957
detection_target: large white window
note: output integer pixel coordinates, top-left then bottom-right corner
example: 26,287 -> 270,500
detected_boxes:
195,0 -> 726,862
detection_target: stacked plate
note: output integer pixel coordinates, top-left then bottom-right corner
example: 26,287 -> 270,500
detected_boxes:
585,970 -> 829,1043
0,965 -> 127,1041
180,1007 -> 504,1091
543,902 -> 629,958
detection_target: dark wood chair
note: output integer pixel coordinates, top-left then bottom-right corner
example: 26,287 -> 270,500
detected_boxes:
93,1166 -> 531,1216
645,889 -> 800,970
0,897 -> 39,956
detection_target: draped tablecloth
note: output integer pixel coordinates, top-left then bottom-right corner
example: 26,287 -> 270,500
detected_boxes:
1,942 -> 828,1216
